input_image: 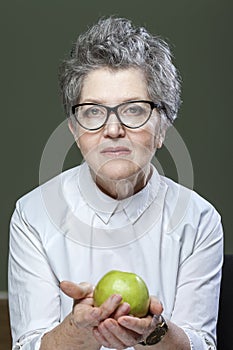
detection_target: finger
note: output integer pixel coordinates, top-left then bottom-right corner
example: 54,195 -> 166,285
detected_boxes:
73,295 -> 94,308
60,281 -> 93,299
95,320 -> 125,349
93,327 -> 111,348
112,302 -> 131,320
118,314 -> 152,335
95,318 -> 141,348
72,294 -> 123,328
72,304 -> 102,328
97,294 -> 123,321
149,296 -> 163,315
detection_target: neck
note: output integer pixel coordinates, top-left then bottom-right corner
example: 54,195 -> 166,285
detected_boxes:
90,165 -> 152,200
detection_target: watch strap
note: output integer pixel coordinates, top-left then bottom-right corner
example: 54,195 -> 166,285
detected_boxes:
139,315 -> 168,346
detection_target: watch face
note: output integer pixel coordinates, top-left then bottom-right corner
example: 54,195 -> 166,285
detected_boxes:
146,327 -> 167,345
145,318 -> 168,345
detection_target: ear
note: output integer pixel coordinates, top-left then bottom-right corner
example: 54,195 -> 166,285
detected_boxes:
154,124 -> 167,149
68,119 -> 80,148
157,128 -> 166,149
155,137 -> 163,149
68,118 -> 75,136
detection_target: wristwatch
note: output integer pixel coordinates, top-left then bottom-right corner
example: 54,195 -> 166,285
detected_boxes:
139,315 -> 168,346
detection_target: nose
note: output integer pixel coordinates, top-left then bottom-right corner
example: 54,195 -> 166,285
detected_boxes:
103,112 -> 125,138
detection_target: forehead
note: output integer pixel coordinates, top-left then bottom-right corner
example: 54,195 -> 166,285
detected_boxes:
80,67 -> 149,103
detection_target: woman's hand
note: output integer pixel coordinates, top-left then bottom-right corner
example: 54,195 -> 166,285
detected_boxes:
60,280 -> 131,329
61,282 -> 164,349
93,296 -> 163,349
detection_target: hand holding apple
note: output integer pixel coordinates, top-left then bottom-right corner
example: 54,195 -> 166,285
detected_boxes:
60,272 -> 163,349
60,280 -> 129,328
91,270 -> 163,348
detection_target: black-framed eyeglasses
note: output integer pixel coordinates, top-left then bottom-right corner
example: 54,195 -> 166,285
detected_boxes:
71,100 -> 163,131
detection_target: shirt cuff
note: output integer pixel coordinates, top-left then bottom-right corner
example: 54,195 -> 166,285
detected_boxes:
12,323 -> 59,350
182,327 -> 216,350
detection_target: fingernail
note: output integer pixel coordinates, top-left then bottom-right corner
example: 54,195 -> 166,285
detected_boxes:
122,302 -> 130,312
112,294 -> 122,302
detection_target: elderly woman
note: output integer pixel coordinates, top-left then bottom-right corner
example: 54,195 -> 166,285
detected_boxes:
8,17 -> 223,350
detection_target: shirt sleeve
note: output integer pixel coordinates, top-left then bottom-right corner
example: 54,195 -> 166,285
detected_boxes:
8,200 -> 61,349
170,205 -> 224,350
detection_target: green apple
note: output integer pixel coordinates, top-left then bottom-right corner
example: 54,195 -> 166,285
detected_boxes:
93,270 -> 150,317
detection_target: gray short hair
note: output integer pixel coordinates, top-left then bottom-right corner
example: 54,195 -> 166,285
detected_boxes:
59,17 -> 181,124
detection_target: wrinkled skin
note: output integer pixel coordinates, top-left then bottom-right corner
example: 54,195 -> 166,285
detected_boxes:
60,281 -> 163,349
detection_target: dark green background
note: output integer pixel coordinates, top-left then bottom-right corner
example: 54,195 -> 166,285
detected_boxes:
1,0 -> 232,291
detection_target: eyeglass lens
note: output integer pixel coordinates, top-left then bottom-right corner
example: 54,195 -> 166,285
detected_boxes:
74,101 -> 153,130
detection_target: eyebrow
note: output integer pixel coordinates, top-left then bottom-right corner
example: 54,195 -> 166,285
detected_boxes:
80,97 -> 145,104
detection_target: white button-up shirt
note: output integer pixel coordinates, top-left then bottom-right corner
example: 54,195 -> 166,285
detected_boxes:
8,162 -> 223,350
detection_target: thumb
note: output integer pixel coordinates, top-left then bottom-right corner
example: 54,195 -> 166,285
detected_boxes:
60,281 -> 93,299
149,296 -> 163,316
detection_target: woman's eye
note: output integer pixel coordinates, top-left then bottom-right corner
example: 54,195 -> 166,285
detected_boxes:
130,107 -> 140,113
124,105 -> 143,115
84,107 -> 104,117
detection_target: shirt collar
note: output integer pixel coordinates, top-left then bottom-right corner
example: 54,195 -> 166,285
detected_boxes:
77,162 -> 161,224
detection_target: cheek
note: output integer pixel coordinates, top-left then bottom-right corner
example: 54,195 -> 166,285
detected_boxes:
145,120 -> 162,150
78,137 -> 91,157
76,134 -> 90,158
132,128 -> 157,154
77,133 -> 102,162
77,128 -> 94,153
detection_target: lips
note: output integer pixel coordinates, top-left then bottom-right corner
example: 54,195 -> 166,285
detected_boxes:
100,146 -> 131,157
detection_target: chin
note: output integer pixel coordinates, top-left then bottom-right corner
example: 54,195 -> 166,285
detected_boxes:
101,166 -> 136,181
94,159 -> 141,181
